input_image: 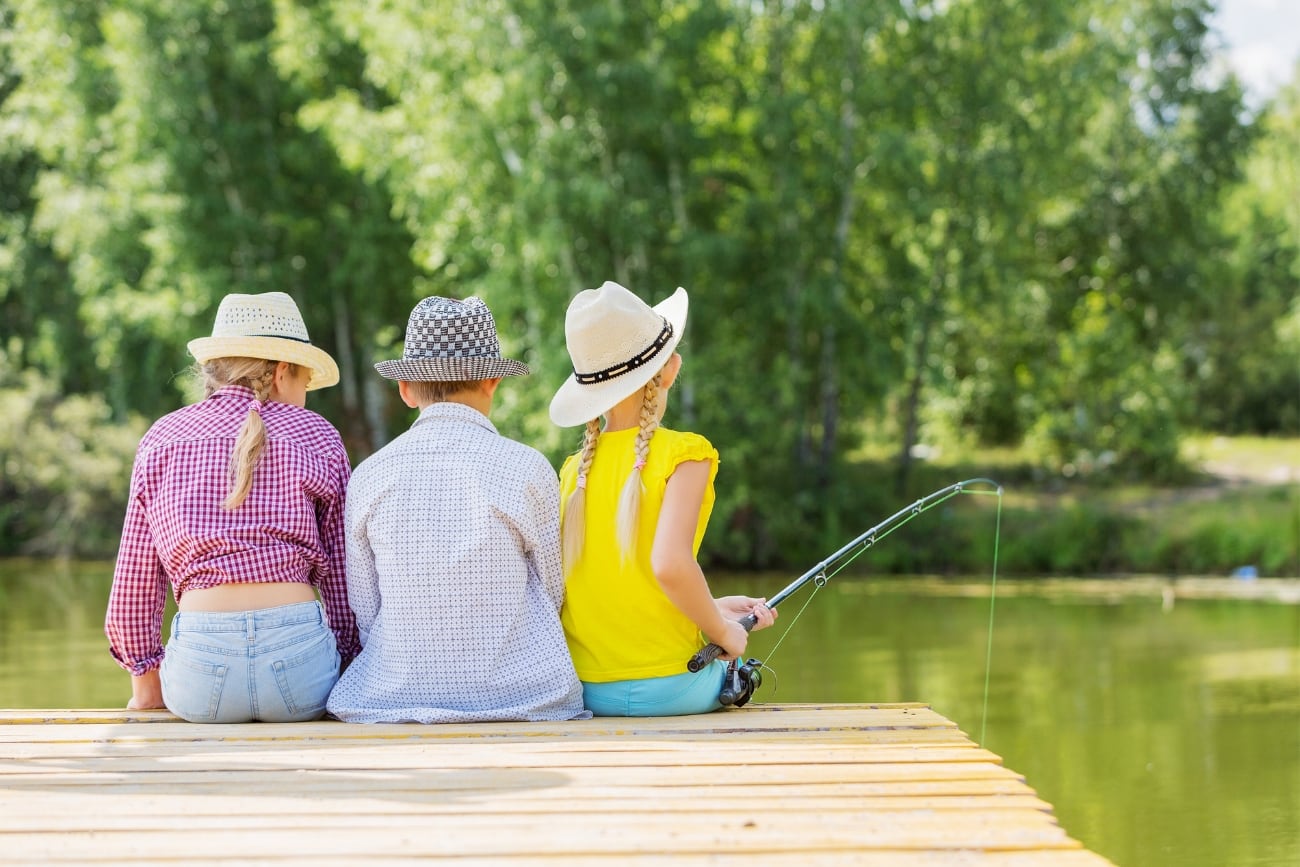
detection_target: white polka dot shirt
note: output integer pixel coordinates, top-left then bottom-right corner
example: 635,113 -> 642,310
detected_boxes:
326,402 -> 589,723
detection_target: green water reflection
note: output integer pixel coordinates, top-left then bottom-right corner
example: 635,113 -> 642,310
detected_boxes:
1,560 -> 1297,867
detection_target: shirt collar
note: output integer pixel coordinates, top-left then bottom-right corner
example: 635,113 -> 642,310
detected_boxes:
412,401 -> 498,434
208,384 -> 292,415
210,383 -> 258,403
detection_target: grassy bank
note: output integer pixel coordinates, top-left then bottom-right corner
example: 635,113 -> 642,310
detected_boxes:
815,435 -> 1300,579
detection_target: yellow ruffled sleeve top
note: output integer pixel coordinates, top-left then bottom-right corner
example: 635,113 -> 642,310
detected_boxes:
558,426 -> 719,682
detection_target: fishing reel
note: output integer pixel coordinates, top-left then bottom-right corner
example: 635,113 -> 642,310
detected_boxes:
719,658 -> 764,707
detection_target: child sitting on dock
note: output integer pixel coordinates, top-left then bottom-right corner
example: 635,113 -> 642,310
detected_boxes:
326,296 -> 588,724
549,281 -> 776,716
105,291 -> 361,722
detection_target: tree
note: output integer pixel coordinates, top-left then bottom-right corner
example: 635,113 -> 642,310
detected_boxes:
1025,0 -> 1261,476
1191,66 -> 1300,433
8,0 -> 419,446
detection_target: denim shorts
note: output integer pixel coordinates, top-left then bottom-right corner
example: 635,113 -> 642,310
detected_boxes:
160,601 -> 339,723
580,660 -> 728,717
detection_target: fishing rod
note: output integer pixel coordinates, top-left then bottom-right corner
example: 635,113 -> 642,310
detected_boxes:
687,478 -> 1003,700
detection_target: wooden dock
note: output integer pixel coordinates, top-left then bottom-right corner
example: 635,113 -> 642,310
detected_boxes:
0,702 -> 1112,865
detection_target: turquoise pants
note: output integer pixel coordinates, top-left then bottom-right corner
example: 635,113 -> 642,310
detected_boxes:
580,659 -> 728,717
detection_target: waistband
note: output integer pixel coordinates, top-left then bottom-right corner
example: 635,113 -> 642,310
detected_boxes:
171,600 -> 324,632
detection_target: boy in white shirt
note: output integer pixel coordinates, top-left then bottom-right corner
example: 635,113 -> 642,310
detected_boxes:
327,296 -> 588,723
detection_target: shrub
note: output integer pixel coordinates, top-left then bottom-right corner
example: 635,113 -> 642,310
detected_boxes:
0,354 -> 145,557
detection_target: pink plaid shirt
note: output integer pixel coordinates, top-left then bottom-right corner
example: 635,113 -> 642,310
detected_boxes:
105,384 -> 361,674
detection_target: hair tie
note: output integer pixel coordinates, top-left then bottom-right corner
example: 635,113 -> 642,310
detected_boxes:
248,397 -> 264,414
575,474 -> 587,490
633,459 -> 647,471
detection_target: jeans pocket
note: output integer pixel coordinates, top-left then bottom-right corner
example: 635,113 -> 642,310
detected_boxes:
161,654 -> 229,723
269,632 -> 339,720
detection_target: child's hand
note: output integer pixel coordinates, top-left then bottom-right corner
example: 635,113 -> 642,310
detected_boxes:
127,671 -> 165,710
710,618 -> 751,660
716,596 -> 779,632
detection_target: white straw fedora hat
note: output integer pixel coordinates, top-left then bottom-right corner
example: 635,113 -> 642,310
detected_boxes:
187,292 -> 339,390
549,281 -> 688,427
375,295 -> 529,382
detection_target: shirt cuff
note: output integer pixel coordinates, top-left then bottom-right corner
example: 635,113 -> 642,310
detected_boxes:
111,647 -> 164,676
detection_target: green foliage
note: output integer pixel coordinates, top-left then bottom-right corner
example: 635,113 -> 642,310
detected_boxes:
1028,304 -> 1189,481
6,0 -> 420,446
745,477 -> 1300,579
1138,486 -> 1300,576
1192,75 -> 1300,433
2,0 -> 1298,568
0,352 -> 145,556
994,504 -> 1137,575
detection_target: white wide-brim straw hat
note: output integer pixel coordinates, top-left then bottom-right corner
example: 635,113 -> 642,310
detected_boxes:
375,295 -> 529,382
549,281 -> 688,427
187,291 -> 340,390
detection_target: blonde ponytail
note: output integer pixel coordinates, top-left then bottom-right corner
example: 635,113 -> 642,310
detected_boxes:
614,372 -> 662,558
198,357 -> 284,510
561,418 -> 601,574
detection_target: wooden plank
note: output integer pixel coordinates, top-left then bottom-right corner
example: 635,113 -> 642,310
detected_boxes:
0,852 -> 1118,867
0,724 -> 972,754
0,730 -> 971,759
0,701 -> 935,722
0,809 -> 1073,834
0,777 -> 1041,802
0,703 -> 958,739
0,792 -> 1057,819
0,759 -> 1022,787
0,812 -> 1085,857
0,727 -> 966,750
0,702 -> 931,723
0,743 -> 998,771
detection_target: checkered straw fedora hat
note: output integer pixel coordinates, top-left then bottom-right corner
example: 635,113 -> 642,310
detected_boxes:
375,296 -> 529,382
549,281 -> 688,427
187,292 -> 339,390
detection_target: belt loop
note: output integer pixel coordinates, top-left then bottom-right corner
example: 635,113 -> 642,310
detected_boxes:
246,610 -> 256,643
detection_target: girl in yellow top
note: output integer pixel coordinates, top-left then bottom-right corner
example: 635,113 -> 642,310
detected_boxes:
549,281 -> 776,716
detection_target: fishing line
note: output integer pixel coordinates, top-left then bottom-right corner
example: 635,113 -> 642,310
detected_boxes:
978,492 -> 1003,745
746,578 -> 824,698
755,570 -> 822,667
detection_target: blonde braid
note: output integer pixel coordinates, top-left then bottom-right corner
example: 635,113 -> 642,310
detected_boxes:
561,418 -> 602,574
615,372 -> 662,558
223,360 -> 277,510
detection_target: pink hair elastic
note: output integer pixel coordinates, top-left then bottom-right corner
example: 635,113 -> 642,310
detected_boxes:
575,474 -> 587,490
633,459 -> 647,471
248,398 -> 264,414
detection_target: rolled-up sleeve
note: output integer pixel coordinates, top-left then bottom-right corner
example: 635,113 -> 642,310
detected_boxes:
104,458 -> 168,675
316,441 -> 361,664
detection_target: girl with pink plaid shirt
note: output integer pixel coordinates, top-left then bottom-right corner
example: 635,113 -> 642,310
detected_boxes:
105,292 -> 361,722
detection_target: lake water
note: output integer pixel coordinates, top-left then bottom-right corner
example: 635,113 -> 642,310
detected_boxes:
1,559 -> 1297,867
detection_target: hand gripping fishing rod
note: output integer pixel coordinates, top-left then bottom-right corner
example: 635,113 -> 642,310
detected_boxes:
686,478 -> 1002,675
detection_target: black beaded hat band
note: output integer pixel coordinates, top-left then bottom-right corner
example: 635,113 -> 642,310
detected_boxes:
573,320 -> 673,385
